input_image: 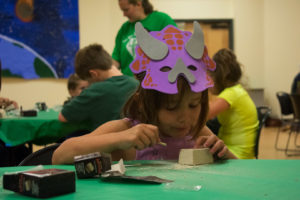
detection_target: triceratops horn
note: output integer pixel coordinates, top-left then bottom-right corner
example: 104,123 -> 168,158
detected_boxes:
185,21 -> 205,59
135,22 -> 168,60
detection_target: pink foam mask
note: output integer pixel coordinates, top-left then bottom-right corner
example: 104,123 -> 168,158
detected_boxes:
130,21 -> 216,94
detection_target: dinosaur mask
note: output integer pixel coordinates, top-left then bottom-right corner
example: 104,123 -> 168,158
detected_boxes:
129,21 -> 216,94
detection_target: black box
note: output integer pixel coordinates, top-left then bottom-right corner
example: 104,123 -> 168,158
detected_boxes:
21,109 -> 37,117
3,169 -> 75,198
74,152 -> 111,179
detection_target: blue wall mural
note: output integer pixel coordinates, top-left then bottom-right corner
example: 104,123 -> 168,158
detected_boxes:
0,0 -> 79,79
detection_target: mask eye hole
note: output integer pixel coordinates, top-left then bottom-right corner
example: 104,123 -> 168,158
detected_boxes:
187,65 -> 197,71
160,66 -> 172,72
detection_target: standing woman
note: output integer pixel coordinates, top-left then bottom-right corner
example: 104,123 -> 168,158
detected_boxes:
112,0 -> 176,76
208,48 -> 259,159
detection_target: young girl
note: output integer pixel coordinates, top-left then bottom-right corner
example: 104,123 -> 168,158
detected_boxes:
63,73 -> 89,105
52,22 -> 237,164
208,48 -> 259,159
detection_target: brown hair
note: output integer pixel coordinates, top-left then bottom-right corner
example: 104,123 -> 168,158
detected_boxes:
74,44 -> 112,80
122,73 -> 209,138
128,0 -> 153,15
67,73 -> 82,90
211,48 -> 242,94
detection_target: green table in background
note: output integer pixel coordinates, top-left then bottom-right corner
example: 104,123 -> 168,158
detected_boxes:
1,160 -> 300,199
0,109 -> 91,146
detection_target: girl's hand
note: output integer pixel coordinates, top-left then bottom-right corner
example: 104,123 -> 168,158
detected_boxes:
118,123 -> 160,150
194,134 -> 229,159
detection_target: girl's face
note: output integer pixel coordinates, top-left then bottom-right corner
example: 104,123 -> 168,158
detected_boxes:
157,91 -> 202,138
119,0 -> 144,22
69,80 -> 89,97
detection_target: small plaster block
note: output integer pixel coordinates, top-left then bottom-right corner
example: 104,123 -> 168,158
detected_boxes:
178,148 -> 214,165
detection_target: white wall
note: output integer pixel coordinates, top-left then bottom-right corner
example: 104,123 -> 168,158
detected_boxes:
263,0 -> 300,115
1,78 -> 67,109
233,0 -> 264,89
78,0 -> 125,53
152,0 -> 233,19
1,0 -> 300,117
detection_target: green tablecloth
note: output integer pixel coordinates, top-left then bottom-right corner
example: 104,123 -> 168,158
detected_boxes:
0,160 -> 300,199
0,109 -> 91,146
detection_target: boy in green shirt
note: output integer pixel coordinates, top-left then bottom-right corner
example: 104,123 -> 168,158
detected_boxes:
59,44 -> 138,131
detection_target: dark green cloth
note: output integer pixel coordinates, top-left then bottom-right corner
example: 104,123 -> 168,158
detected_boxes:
61,75 -> 138,130
0,109 -> 90,146
1,160 -> 300,199
112,11 -> 177,76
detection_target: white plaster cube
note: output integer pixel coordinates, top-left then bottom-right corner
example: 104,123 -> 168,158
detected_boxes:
178,148 -> 214,165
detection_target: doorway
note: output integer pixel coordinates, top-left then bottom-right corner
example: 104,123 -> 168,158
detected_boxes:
175,19 -> 233,58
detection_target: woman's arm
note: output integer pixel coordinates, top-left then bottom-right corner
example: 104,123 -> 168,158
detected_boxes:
208,97 -> 230,120
52,119 -> 160,164
194,126 -> 238,159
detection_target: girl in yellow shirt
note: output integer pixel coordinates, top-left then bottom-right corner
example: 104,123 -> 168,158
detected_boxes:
208,48 -> 259,159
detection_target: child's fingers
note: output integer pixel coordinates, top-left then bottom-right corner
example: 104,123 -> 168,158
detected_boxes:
142,124 -> 160,145
144,123 -> 159,131
194,136 -> 208,148
217,146 -> 228,158
137,132 -> 152,147
131,124 -> 160,148
202,135 -> 218,149
134,140 -> 146,150
209,139 -> 224,154
195,134 -> 229,159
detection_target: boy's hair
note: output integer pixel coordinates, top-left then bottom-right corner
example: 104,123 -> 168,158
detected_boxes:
67,73 -> 81,91
74,44 -> 112,80
127,0 -> 153,15
123,73 -> 209,138
211,48 -> 242,94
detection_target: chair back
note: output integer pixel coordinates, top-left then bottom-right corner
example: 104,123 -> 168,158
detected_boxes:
290,94 -> 300,121
18,143 -> 60,166
255,106 -> 271,158
276,92 -> 294,116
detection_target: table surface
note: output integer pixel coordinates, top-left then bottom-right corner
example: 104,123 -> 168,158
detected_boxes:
1,159 -> 300,200
0,109 -> 91,146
